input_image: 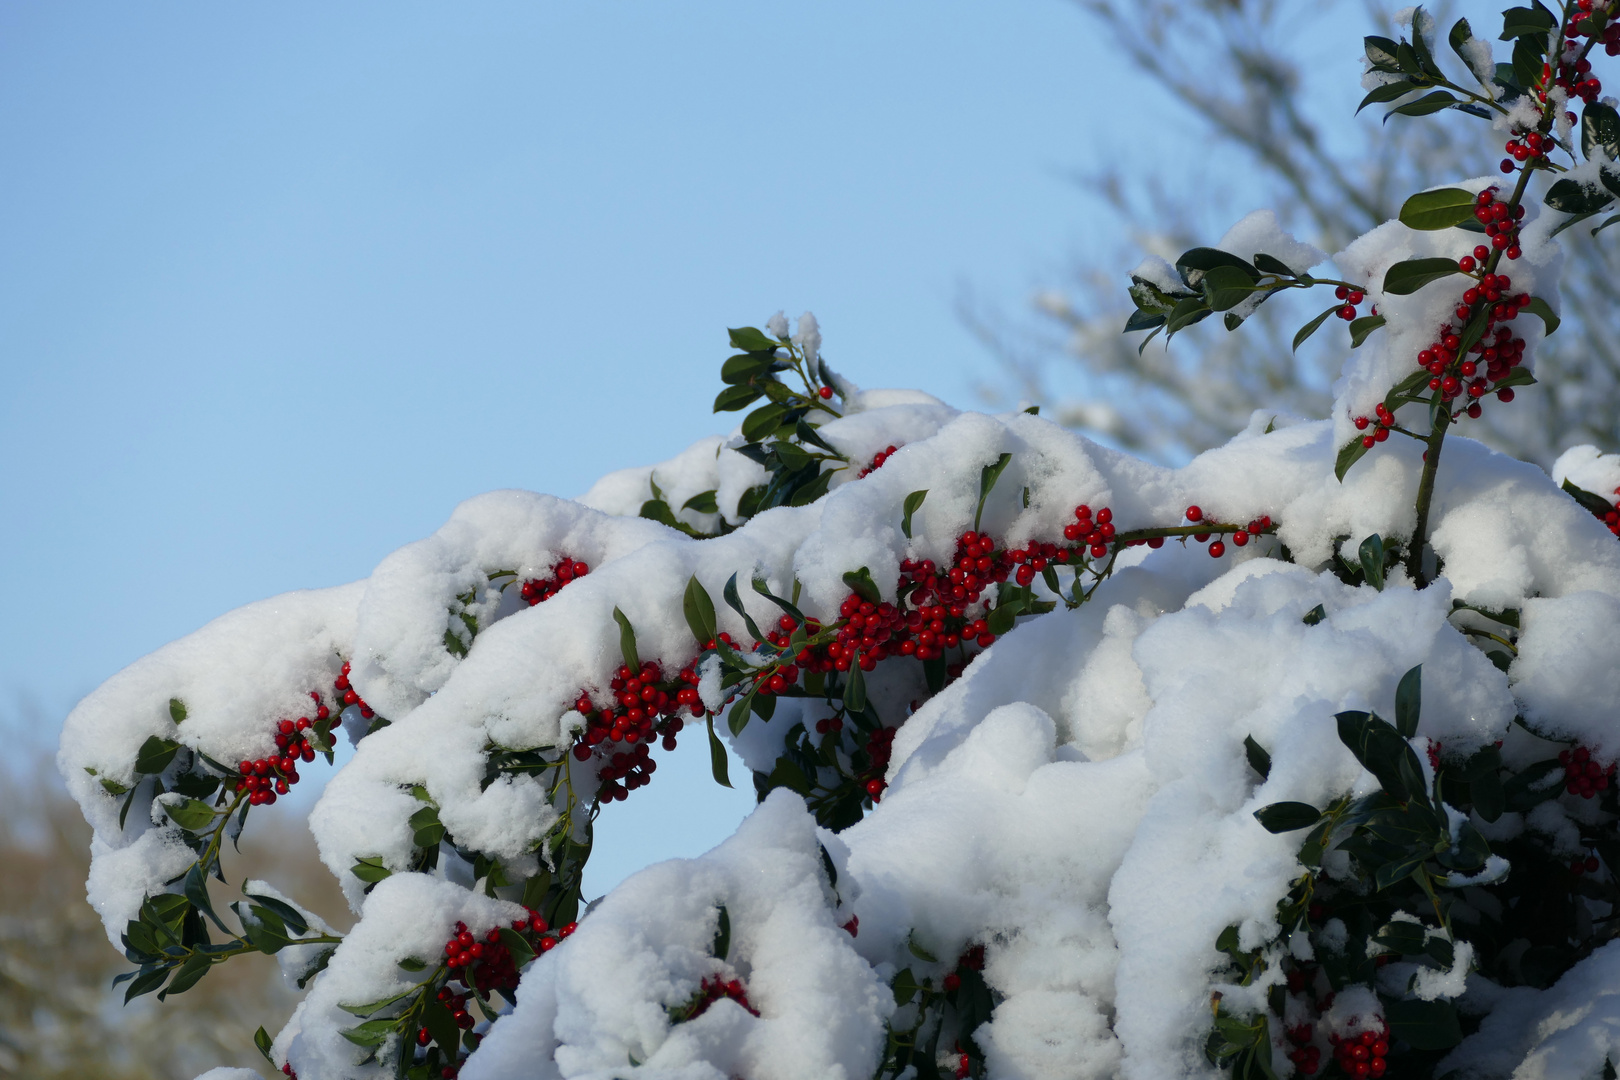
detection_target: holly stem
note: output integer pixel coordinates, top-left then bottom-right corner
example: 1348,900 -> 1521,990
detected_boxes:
1407,139 -> 1539,588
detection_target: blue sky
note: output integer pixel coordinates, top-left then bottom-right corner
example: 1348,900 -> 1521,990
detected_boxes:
0,1 -> 1310,892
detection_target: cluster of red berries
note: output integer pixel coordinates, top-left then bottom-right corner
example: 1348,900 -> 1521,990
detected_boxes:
335,662 -> 377,722
1571,850 -> 1605,875
1578,485 -> 1620,537
1352,402 -> 1397,448
684,975 -> 760,1019
571,661 -> 704,801
862,726 -> 897,800
1469,188 -> 1525,260
234,691 -> 328,805
1184,505 -> 1271,559
519,557 -> 590,606
1504,128 -> 1560,167
1551,16 -> 1607,96
941,944 -> 986,995
280,1064 -> 296,1079
1330,1024 -> 1390,1078
1559,744 -> 1615,798
1284,1022 -> 1323,1075
858,444 -> 901,478
1334,284 -> 1367,321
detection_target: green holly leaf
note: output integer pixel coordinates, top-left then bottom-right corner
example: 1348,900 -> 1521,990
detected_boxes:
162,797 -> 217,833
1398,187 -> 1478,230
683,575 -> 718,647
1394,665 -> 1422,738
728,326 -> 778,352
1253,802 -> 1323,833
1293,304 -> 1341,352
901,489 -> 928,539
1383,257 -> 1462,294
135,735 -> 181,775
706,717 -> 731,788
612,607 -> 640,673
1349,314 -> 1387,348
1335,436 -> 1372,482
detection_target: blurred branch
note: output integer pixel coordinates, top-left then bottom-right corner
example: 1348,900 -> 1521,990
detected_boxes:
972,0 -> 1620,463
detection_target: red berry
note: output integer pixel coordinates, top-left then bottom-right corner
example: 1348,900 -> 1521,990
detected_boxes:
818,385 -> 834,399
1208,540 -> 1226,558
1185,505 -> 1203,522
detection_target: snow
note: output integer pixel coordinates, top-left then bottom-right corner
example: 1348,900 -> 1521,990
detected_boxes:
57,182 -> 1620,1077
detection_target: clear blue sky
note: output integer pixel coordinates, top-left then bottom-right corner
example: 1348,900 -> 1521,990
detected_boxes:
0,1 -> 1236,892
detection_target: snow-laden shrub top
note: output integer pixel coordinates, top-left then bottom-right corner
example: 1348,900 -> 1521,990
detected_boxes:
56,6 -> 1620,1079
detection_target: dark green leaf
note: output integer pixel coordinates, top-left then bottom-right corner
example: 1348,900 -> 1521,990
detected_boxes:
1253,802 -> 1322,833
907,934 -> 939,963
339,983 -> 421,1018
727,690 -> 753,737
1359,534 -> 1386,592
1447,18 -> 1481,75
1202,264 -> 1255,311
1394,665 -> 1422,738
254,1026 -> 276,1065
159,953 -> 211,1000
901,489 -> 928,539
1593,213 -> 1620,236
135,735 -> 181,776
1244,735 -> 1272,779
712,905 -> 731,961
705,717 -> 731,788
1545,177 -> 1616,216
123,965 -> 169,1003
1358,80 -> 1418,114
1336,436 -> 1371,482
1336,710 -> 1427,805
1563,478 -> 1616,516
1399,187 -> 1478,230
1164,296 -> 1212,336
350,857 -> 393,885
1375,919 -> 1429,955
1502,758 -> 1564,811
1176,247 -> 1259,286
1365,35 -> 1403,72
1387,90 -> 1458,118
1123,308 -> 1166,333
892,967 -> 919,1006
683,576 -> 718,647
720,353 -> 778,385
843,662 -> 867,713
1494,366 -> 1538,389
750,576 -> 805,623
841,567 -> 881,605
723,573 -> 765,642
975,453 -> 1013,532
1520,295 -> 1560,336
786,467 -> 834,508
1511,34 -> 1544,89
923,654 -> 945,694
1293,304 -> 1340,352
409,805 -> 445,850
1251,252 -> 1299,276
163,797 -> 217,833
681,490 -> 719,514
728,326 -> 778,352
1349,314 -> 1386,348
1584,102 -> 1620,162
1384,998 -> 1463,1049
612,607 -> 640,673
794,420 -> 839,454
168,698 -> 187,724
1500,5 -> 1555,39
1383,257 -> 1462,295
422,999 -> 461,1053
713,384 -> 764,413
740,403 -> 789,444
1302,604 -> 1326,626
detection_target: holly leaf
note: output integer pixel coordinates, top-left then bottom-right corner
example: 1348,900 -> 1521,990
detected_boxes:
706,716 -> 732,788
162,797 -> 217,833
1387,90 -> 1458,119
1302,604 -> 1326,626
1202,264 -> 1255,311
843,661 -> 868,713
1384,998 -> 1463,1049
975,453 -> 1013,532
254,1026 -> 276,1065
682,489 -> 719,515
1383,257 -> 1461,294
901,489 -> 928,539
1293,304 -> 1341,351
1335,436 -> 1371,482
1520,295 -> 1560,336
841,567 -> 881,605
1359,534 -> 1387,592
728,326 -> 778,352
1499,5 -> 1555,40
1349,314 -> 1387,348
723,572 -> 765,642
350,856 -> 393,885
712,905 -> 731,961
1545,176 -> 1616,216
1494,366 -> 1538,389
740,403 -> 789,444
1244,735 -> 1272,779
1399,187 -> 1478,230
612,607 -> 641,673
1253,802 -> 1323,833
1394,665 -> 1422,738
1358,79 -> 1420,113
1583,102 -> 1620,162
713,384 -> 764,413
683,575 -> 718,647
135,735 -> 181,776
